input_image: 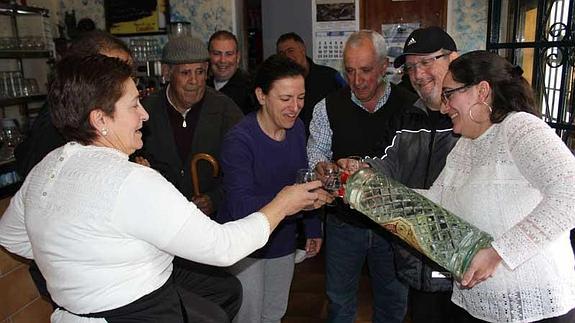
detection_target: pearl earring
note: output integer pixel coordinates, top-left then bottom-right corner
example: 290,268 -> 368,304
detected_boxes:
101,128 -> 108,136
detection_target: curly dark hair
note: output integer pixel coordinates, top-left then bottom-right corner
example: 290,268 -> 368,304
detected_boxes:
448,50 -> 538,123
49,55 -> 133,145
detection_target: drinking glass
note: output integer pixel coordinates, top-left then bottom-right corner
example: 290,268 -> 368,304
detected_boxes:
296,168 -> 317,184
27,78 -> 39,95
0,119 -> 22,160
295,168 -> 318,210
320,163 -> 342,205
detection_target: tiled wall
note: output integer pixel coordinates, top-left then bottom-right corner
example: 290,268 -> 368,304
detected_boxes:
448,0 -> 489,53
0,198 -> 53,323
53,0 -> 234,42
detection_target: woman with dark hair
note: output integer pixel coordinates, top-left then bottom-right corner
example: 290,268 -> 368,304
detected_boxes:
0,54 -> 328,323
216,54 -> 330,322
421,50 -> 575,322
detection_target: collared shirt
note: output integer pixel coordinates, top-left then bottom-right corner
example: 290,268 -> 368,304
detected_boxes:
307,80 -> 392,168
165,85 -> 204,162
213,79 -> 228,91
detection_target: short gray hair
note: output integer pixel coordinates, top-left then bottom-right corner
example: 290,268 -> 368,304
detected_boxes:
344,30 -> 388,63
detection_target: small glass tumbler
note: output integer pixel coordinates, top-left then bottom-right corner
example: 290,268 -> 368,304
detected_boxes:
296,168 -> 317,184
296,168 -> 318,210
321,163 -> 341,204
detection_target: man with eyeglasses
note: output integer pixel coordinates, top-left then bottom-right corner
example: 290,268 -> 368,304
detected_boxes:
349,26 -> 461,323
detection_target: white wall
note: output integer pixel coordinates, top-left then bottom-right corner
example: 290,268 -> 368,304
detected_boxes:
261,0 -> 313,59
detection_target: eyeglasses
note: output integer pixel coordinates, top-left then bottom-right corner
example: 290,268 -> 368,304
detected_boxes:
441,84 -> 472,104
402,54 -> 449,74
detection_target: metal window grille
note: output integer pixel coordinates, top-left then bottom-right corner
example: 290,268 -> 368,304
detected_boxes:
487,0 -> 575,149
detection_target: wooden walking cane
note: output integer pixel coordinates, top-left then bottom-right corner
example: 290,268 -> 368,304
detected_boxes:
190,153 -> 220,197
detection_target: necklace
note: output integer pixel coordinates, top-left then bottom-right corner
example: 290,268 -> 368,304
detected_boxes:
166,85 -> 192,127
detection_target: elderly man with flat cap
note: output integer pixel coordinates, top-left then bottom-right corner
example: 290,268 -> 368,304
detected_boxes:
138,35 -> 244,322
140,35 -> 243,216
340,26 -> 461,323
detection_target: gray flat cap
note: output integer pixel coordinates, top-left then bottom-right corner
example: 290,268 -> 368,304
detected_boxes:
162,36 -> 209,64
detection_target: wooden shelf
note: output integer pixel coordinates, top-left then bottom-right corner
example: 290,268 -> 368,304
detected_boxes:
0,50 -> 51,58
0,94 -> 46,107
0,3 -> 48,16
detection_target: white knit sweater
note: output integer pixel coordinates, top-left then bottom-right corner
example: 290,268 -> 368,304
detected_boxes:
421,112 -> 575,322
0,143 -> 270,322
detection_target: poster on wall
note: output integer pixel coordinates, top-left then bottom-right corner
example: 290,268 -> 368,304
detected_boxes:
381,23 -> 420,64
381,22 -> 419,83
105,0 -> 168,36
312,0 -> 360,62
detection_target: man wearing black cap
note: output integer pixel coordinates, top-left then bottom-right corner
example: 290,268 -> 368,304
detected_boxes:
137,35 -> 244,323
356,26 -> 460,323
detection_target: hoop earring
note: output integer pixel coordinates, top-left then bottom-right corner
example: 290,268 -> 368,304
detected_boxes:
101,128 -> 108,136
468,101 -> 493,124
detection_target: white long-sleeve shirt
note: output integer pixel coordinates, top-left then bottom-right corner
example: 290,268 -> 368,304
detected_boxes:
420,112 -> 575,322
0,143 -> 270,321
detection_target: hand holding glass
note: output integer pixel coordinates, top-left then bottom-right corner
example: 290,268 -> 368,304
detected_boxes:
295,168 -> 318,210
338,156 -> 367,174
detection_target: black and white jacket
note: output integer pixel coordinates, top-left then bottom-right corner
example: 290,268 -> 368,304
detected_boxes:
366,98 -> 459,292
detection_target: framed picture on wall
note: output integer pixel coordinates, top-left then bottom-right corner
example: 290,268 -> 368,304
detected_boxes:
105,0 -> 169,36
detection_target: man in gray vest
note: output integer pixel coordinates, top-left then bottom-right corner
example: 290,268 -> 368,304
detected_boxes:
308,30 -> 417,323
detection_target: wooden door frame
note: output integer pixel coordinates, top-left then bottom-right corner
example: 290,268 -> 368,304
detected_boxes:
359,0 -> 448,31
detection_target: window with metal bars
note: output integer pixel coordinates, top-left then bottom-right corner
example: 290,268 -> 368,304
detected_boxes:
487,0 -> 575,149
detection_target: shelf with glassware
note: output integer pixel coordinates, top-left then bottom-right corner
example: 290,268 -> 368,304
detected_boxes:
0,50 -> 51,58
128,37 -> 164,97
0,3 -> 53,198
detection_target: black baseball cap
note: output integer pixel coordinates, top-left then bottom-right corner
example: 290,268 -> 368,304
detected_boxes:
393,27 -> 457,68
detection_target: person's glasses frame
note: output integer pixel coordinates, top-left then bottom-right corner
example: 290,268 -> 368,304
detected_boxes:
402,53 -> 449,74
441,84 -> 472,104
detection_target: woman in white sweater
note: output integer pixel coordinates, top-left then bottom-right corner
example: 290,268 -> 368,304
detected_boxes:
0,55 -> 331,323
425,50 -> 575,322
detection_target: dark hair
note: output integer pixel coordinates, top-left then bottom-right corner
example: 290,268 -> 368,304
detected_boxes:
76,18 -> 96,33
448,50 -> 538,123
254,54 -> 305,96
208,30 -> 238,51
276,32 -> 305,48
49,55 -> 133,145
66,30 -> 131,59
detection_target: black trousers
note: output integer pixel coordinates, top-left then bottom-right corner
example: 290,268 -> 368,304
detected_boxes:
173,257 -> 242,323
29,258 -> 242,322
